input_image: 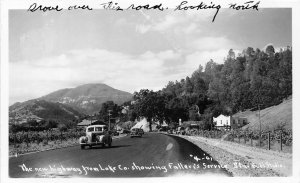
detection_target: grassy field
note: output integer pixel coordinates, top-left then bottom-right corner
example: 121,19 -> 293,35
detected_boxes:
234,96 -> 292,131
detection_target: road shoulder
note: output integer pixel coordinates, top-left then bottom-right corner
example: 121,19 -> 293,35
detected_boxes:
167,134 -> 292,177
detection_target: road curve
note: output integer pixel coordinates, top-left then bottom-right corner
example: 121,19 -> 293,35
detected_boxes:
9,133 -> 232,177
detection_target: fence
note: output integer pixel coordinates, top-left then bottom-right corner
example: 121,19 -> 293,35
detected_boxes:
186,129 -> 292,153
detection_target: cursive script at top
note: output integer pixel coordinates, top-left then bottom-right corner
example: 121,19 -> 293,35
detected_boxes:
174,1 -> 221,22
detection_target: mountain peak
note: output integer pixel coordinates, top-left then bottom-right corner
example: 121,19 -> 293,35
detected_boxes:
76,83 -> 112,88
39,83 -> 133,114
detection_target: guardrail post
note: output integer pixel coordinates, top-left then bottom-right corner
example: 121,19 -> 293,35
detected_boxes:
268,132 -> 271,150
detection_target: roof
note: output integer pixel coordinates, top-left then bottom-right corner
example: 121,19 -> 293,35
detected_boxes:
87,124 -> 107,128
77,119 -> 107,126
213,114 -> 230,120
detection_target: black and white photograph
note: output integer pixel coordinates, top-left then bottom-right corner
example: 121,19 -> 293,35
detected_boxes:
1,0 -> 299,181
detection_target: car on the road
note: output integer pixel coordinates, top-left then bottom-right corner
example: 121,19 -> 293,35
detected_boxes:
120,129 -> 131,134
138,128 -> 144,135
79,125 -> 112,149
167,129 -> 174,134
130,128 -> 143,138
111,129 -> 119,136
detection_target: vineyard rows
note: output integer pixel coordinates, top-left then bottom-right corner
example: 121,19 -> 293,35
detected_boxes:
9,129 -> 85,145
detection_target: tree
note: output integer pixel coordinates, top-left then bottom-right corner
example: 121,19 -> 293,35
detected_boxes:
266,45 -> 275,56
58,124 -> 67,132
184,76 -> 194,94
189,105 -> 201,121
98,101 -> 120,122
227,49 -> 235,60
278,49 -> 292,98
165,97 -> 189,123
133,89 -> 167,131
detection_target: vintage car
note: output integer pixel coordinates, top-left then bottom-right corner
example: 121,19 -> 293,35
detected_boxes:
79,125 -> 112,149
130,128 -> 143,138
139,128 -> 144,135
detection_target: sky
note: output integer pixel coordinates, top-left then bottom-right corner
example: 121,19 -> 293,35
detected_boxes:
9,8 -> 292,104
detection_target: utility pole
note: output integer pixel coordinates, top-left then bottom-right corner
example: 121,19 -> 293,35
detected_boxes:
259,103 -> 261,147
257,88 -> 262,147
108,110 -> 112,131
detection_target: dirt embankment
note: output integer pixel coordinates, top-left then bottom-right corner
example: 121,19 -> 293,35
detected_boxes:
177,135 -> 292,177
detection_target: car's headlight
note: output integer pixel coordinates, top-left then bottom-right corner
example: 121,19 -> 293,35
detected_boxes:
79,136 -> 88,143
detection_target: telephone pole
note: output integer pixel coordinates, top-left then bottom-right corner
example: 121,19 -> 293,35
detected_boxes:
108,110 -> 112,131
259,103 -> 261,147
257,88 -> 262,147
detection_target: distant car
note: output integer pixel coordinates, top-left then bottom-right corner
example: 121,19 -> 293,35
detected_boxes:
130,128 -> 143,137
158,126 -> 169,132
138,129 -> 144,134
111,130 -> 119,136
167,129 -> 173,134
79,125 -> 112,149
120,129 -> 131,134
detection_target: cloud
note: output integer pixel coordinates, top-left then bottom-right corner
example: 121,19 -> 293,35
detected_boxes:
135,13 -> 202,35
152,15 -> 178,32
135,14 -> 180,34
9,49 -> 183,104
189,36 -> 237,51
9,45 -> 242,104
185,49 -> 228,71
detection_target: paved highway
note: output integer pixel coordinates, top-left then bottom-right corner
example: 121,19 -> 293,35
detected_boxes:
9,133 -> 232,177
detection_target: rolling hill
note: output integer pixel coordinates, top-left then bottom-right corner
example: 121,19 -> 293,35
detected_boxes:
234,96 -> 292,131
9,83 -> 133,125
39,83 -> 133,115
9,99 -> 83,125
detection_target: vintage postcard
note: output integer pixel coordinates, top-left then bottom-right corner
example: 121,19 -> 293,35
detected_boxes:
1,0 -> 299,182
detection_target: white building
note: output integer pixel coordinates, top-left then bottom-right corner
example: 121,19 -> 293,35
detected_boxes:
213,114 -> 231,130
213,114 -> 248,130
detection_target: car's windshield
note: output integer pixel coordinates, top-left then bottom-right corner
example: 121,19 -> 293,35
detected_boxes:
95,127 -> 102,131
87,127 -> 94,132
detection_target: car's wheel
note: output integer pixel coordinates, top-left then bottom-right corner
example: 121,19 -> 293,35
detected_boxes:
101,143 -> 105,148
81,145 -> 85,149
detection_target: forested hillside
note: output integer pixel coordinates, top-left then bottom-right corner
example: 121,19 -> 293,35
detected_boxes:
124,45 -> 292,130
161,46 -> 292,121
89,45 -> 292,131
